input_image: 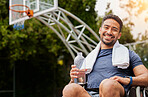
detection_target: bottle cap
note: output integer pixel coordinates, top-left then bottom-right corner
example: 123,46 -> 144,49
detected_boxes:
77,52 -> 82,56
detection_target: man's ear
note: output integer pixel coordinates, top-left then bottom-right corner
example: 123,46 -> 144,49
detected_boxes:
118,32 -> 122,39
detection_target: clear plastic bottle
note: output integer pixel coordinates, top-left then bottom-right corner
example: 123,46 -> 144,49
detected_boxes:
74,52 -> 85,83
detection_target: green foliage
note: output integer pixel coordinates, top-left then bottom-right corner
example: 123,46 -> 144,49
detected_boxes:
134,42 -> 148,68
0,0 -> 71,96
134,32 -> 148,68
59,0 -> 98,33
119,25 -> 135,44
119,0 -> 148,68
0,18 -> 64,63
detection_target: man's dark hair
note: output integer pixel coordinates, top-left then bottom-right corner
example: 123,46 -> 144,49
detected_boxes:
102,14 -> 123,32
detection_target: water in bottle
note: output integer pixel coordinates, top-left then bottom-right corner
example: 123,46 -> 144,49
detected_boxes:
74,52 -> 85,85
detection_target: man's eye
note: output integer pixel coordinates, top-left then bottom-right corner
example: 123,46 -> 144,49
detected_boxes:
113,29 -> 118,32
104,27 -> 108,29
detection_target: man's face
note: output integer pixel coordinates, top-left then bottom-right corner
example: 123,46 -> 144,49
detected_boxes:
99,19 -> 121,46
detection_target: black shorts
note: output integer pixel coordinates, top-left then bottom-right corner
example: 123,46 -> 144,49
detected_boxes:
86,88 -> 99,97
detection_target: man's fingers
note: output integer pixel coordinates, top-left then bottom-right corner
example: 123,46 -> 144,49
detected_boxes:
70,71 -> 78,75
71,68 -> 79,72
110,76 -> 119,80
110,76 -> 127,84
70,70 -> 85,78
71,65 -> 76,68
70,65 -> 86,80
109,77 -> 115,80
71,75 -> 78,78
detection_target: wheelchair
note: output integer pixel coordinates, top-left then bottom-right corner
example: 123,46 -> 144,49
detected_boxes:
127,86 -> 148,97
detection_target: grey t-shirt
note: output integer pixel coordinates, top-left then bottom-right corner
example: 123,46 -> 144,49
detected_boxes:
87,48 -> 143,90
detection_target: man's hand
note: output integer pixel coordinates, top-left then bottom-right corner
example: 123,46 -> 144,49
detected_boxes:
70,65 -> 78,83
69,65 -> 87,83
110,76 -> 130,85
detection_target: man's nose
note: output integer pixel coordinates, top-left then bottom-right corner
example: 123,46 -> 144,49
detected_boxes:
107,28 -> 112,35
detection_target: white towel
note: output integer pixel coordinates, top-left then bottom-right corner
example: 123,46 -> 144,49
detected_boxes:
80,40 -> 129,74
112,41 -> 129,69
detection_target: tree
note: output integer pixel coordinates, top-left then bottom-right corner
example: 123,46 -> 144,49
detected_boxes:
59,0 -> 99,39
134,31 -> 148,68
119,0 -> 148,68
119,0 -> 148,26
0,1 -> 71,97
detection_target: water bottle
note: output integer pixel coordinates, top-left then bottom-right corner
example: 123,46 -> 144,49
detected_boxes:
74,52 -> 85,83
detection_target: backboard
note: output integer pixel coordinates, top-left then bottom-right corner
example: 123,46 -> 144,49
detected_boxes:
9,0 -> 58,25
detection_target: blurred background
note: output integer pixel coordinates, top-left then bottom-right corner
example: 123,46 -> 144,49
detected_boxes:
0,0 -> 147,97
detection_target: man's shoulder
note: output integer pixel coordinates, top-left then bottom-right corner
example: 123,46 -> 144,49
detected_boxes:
128,49 -> 143,69
128,49 -> 138,56
128,49 -> 141,61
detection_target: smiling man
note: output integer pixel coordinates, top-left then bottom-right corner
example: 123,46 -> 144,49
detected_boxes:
62,14 -> 148,97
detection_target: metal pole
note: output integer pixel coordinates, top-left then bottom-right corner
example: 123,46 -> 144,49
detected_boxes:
13,64 -> 15,97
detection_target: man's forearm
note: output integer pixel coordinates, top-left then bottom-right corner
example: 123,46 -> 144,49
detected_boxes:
132,73 -> 148,86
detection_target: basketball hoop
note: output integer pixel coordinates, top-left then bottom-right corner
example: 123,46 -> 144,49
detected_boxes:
9,4 -> 34,30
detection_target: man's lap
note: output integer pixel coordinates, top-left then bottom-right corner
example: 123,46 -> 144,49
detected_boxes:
63,80 -> 128,97
86,79 -> 128,97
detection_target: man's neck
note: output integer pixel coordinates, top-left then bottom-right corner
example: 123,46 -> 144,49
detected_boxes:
101,42 -> 113,49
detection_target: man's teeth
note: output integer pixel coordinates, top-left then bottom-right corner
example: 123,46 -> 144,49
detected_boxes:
105,36 -> 112,38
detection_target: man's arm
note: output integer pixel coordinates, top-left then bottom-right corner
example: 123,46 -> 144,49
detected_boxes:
132,65 -> 148,86
110,65 -> 148,86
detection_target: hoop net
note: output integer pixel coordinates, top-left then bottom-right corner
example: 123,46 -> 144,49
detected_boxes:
9,4 -> 33,30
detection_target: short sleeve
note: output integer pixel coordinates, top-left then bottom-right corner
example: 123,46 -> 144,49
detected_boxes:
129,50 -> 143,69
